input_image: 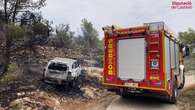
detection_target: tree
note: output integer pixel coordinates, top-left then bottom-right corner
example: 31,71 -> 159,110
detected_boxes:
95,39 -> 104,67
0,0 -> 46,73
0,10 -> 4,23
54,24 -> 74,48
179,28 -> 195,46
20,12 -> 53,45
74,35 -> 85,48
3,24 -> 25,71
0,0 -> 46,23
20,11 -> 42,26
80,19 -> 99,49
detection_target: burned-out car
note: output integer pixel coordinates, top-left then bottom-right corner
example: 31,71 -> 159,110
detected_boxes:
43,57 -> 82,85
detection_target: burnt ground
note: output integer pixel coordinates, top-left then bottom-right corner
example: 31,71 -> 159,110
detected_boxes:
0,64 -> 115,110
0,46 -> 114,110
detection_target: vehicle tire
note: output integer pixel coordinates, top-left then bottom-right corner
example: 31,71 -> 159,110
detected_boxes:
121,92 -> 128,98
68,81 -> 74,87
166,77 -> 178,104
76,77 -> 82,88
69,79 -> 77,88
120,89 -> 130,98
41,69 -> 46,81
178,72 -> 185,89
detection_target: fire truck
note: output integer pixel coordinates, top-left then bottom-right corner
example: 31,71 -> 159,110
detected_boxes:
102,22 -> 189,103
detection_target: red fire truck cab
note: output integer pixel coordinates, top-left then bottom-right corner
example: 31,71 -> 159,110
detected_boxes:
102,22 -> 189,103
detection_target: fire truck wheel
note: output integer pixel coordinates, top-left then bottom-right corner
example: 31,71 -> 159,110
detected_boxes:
178,72 -> 185,89
121,89 -> 130,98
167,77 -> 178,104
121,93 -> 128,98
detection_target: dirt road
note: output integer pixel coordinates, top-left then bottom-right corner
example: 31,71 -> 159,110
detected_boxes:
106,75 -> 195,110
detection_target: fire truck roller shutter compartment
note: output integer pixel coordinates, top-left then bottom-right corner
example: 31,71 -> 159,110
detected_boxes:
118,38 -> 146,81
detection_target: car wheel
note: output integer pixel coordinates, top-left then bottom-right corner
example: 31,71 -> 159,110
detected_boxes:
69,79 -> 77,88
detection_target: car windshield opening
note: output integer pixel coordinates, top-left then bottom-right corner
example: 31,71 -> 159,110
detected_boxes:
48,63 -> 68,71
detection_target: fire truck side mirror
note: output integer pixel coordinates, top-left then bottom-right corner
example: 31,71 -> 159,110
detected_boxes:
182,45 -> 190,57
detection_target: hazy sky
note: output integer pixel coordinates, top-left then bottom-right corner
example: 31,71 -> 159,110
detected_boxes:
41,0 -> 195,38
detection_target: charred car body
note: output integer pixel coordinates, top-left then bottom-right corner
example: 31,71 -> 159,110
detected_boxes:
43,57 -> 82,85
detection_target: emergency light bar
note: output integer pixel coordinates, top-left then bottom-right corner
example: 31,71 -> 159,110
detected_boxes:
144,22 -> 175,37
144,22 -> 164,33
102,25 -> 147,35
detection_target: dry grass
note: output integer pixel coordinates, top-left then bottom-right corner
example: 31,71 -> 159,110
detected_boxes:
0,63 -> 23,83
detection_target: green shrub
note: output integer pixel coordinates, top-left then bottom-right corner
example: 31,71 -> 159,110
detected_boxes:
0,63 -> 22,83
6,24 -> 25,40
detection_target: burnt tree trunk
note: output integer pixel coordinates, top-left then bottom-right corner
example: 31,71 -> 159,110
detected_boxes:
4,0 -> 8,24
4,36 -> 11,72
12,0 -> 19,23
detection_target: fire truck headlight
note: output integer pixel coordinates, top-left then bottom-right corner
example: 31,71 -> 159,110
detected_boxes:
150,60 -> 159,69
